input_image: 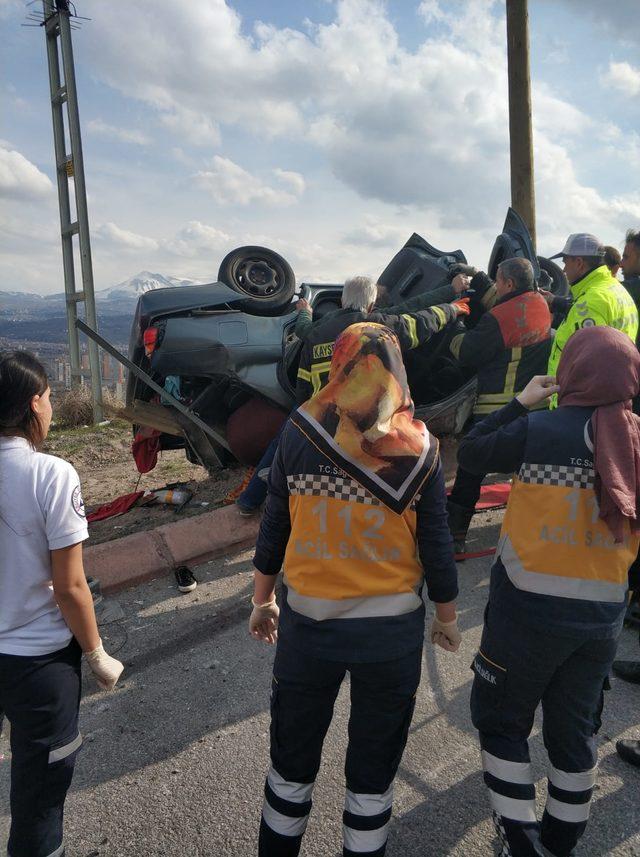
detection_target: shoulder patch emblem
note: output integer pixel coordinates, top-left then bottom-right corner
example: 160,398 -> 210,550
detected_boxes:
71,485 -> 86,518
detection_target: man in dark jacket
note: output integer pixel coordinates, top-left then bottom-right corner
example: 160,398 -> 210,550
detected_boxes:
621,229 -> 640,342
446,258 -> 552,553
295,275 -> 466,403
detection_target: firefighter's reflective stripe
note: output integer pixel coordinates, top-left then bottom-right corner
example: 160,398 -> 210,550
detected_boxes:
401,313 -> 419,348
284,586 -> 421,621
343,786 -> 394,854
474,347 -> 524,415
296,367 -> 312,382
310,361 -> 332,393
503,347 -> 521,397
429,305 -> 448,330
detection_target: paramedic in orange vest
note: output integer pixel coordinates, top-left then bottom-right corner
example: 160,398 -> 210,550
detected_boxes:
458,326 -> 640,857
249,322 -> 460,857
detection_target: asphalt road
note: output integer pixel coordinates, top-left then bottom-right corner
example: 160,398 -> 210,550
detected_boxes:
1,509 -> 640,856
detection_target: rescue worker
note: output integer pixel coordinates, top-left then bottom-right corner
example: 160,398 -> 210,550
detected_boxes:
293,270 -> 472,340
446,258 -> 552,553
458,326 -> 640,857
235,275 -> 468,514
249,323 -> 460,857
542,233 -> 638,387
0,350 -> 124,857
295,275 -> 467,403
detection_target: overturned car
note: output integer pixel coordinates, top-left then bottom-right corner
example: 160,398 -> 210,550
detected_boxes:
125,208 -> 567,470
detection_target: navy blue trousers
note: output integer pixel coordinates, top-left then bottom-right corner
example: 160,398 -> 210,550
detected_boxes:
259,639 -> 422,857
471,600 -> 616,857
0,639 -> 82,857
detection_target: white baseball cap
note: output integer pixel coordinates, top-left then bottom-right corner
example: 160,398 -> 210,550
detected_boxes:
549,233 -> 605,260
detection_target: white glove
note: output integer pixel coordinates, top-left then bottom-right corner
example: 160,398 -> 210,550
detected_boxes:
430,617 -> 461,652
249,596 -> 280,644
85,640 -> 124,691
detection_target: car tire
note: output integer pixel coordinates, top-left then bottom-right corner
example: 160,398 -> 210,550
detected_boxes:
218,246 -> 295,316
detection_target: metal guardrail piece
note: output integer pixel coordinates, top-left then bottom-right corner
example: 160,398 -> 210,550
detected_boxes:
75,319 -> 230,460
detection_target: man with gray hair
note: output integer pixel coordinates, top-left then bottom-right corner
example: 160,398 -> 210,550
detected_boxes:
295,274 -> 467,403
446,257 -> 552,553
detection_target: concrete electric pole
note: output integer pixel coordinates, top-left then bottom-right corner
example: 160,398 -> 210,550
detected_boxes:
506,0 -> 536,249
40,0 -> 104,422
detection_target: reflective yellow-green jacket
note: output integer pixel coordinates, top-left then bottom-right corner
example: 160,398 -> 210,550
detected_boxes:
548,265 -> 638,383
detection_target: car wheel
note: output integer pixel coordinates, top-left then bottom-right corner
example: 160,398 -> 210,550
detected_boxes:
218,246 -> 295,315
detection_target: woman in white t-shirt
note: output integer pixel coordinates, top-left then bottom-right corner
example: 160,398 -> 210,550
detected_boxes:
0,350 -> 124,857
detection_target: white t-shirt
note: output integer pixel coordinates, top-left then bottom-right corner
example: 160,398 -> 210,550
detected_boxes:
0,436 -> 89,656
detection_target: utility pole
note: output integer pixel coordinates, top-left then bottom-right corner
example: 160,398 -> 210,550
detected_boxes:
506,0 -> 536,249
41,0 -> 103,421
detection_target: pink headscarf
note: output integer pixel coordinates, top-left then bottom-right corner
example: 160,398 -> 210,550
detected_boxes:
557,326 -> 640,542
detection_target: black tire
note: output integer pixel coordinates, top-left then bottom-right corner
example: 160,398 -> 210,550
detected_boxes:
218,245 -> 295,316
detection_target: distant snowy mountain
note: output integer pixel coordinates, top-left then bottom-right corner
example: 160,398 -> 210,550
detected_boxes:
98,270 -> 206,301
0,271 -> 210,319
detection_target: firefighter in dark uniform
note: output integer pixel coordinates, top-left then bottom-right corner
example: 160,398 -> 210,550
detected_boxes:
235,274 -> 468,514
458,326 -> 640,857
249,323 -> 460,857
295,274 -> 468,403
446,258 -> 552,553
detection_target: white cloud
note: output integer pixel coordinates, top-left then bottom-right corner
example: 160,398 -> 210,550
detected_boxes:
165,220 -> 231,257
602,61 -> 640,98
86,119 -> 151,146
159,107 -> 221,147
343,218 -> 409,248
194,156 -> 302,206
273,168 -> 306,196
0,144 -> 53,200
95,221 -> 159,251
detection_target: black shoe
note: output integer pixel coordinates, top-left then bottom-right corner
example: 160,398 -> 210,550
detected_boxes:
612,660 -> 640,684
616,739 -> 640,768
174,565 -> 197,593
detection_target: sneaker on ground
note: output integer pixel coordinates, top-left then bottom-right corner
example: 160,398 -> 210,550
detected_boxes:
236,500 -> 261,517
174,565 -> 197,593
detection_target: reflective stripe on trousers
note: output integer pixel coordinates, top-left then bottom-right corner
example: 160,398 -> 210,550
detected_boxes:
343,784 -> 393,855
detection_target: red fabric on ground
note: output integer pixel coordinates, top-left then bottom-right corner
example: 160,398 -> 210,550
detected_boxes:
454,547 -> 497,561
474,482 -> 511,509
87,491 -> 144,523
132,428 -> 161,474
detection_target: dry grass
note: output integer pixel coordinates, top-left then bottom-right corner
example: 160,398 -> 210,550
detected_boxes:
54,386 -> 123,428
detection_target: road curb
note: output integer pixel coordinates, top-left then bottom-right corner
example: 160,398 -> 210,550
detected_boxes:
84,504 -> 260,594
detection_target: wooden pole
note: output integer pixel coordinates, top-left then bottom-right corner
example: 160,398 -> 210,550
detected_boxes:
506,0 -> 536,249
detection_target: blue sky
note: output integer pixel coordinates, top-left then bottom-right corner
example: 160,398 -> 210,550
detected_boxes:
1,0 -> 639,294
